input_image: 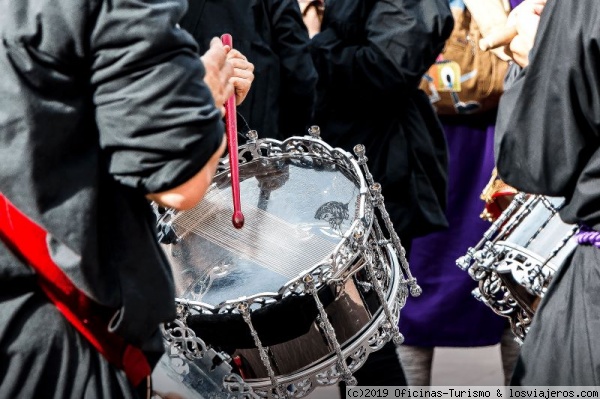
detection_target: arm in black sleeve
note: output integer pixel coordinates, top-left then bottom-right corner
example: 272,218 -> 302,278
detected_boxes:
495,0 -> 600,197
267,0 -> 318,136
310,0 -> 453,96
90,0 -> 224,194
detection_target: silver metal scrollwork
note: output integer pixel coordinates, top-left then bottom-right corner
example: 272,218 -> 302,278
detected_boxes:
238,302 -> 285,398
353,144 -> 421,297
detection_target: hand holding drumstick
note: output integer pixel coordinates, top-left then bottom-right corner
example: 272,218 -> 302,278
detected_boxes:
479,0 -> 546,67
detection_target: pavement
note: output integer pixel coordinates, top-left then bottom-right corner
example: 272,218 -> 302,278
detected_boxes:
305,344 -> 505,398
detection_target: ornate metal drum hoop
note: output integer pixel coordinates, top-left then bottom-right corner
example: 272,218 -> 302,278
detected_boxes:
156,132 -> 416,398
159,134 -> 379,313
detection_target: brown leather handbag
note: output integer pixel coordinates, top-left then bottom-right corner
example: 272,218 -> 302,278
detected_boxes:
419,6 -> 510,115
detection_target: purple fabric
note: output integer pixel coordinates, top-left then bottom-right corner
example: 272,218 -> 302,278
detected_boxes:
399,115 -> 507,347
510,0 -> 524,9
576,226 -> 600,248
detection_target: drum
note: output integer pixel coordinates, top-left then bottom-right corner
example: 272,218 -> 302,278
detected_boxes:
155,129 -> 418,398
457,194 -> 579,342
151,320 -> 255,399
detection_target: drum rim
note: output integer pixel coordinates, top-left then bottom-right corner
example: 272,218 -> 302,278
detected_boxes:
159,135 -> 376,315
494,237 -> 578,274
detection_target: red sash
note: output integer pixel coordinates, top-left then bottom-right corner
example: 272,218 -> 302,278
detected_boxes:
0,193 -> 150,387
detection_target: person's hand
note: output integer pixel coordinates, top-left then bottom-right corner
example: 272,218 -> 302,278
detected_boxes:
225,49 -> 254,105
201,37 -> 235,116
505,0 -> 546,67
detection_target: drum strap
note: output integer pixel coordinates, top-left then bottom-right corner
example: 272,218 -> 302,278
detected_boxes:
0,193 -> 151,387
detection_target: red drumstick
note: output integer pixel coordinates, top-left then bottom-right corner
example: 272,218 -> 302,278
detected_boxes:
221,33 -> 244,229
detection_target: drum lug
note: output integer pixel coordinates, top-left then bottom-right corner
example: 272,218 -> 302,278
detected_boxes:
307,125 -> 321,139
304,274 -> 357,387
359,244 -> 404,344
353,144 -> 420,297
246,129 -> 259,143
237,302 -> 285,398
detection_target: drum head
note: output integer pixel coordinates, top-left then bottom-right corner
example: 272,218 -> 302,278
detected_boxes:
163,156 -> 361,307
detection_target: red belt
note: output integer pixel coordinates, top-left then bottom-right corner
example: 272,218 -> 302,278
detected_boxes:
0,193 -> 151,387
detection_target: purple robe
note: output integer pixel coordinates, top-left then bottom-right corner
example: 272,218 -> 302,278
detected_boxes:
399,0 -> 524,347
400,114 -> 507,346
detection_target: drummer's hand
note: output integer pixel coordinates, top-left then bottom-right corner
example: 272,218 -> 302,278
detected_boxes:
505,0 -> 546,67
225,49 -> 254,105
201,37 -> 235,116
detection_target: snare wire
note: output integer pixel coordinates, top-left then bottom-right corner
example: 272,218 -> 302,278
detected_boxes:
172,190 -> 338,279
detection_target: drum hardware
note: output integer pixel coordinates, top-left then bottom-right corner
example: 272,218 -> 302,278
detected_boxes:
155,130 -> 418,398
353,145 -> 421,298
237,301 -> 285,398
363,243 -> 405,346
457,194 -> 579,342
353,149 -> 413,345
303,273 -> 357,386
457,192 -> 528,271
154,310 -> 257,398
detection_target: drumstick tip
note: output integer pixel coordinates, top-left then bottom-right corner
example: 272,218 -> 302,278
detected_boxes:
221,33 -> 233,47
232,211 -> 245,229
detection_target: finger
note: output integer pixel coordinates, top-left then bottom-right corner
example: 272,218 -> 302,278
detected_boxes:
229,58 -> 254,71
222,82 -> 235,103
209,38 -> 228,63
209,36 -> 222,48
532,4 -> 544,14
226,49 -> 247,61
509,35 -> 530,67
231,76 -> 252,90
232,63 -> 254,77
233,67 -> 254,78
221,62 -> 235,93
230,78 -> 251,105
232,68 -> 254,82
221,62 -> 234,85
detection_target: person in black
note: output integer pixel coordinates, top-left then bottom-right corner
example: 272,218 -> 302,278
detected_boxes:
180,0 -> 318,140
495,0 -> 600,385
0,0 -> 253,397
308,0 -> 454,388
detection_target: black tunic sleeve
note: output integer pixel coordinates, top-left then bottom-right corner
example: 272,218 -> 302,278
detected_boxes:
310,0 -> 453,96
495,0 -> 600,229
267,0 -> 318,136
90,0 -> 225,194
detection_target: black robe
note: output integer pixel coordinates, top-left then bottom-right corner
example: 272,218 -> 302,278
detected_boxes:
309,0 -> 454,239
180,0 -> 318,140
495,0 -> 600,385
0,0 -> 224,395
